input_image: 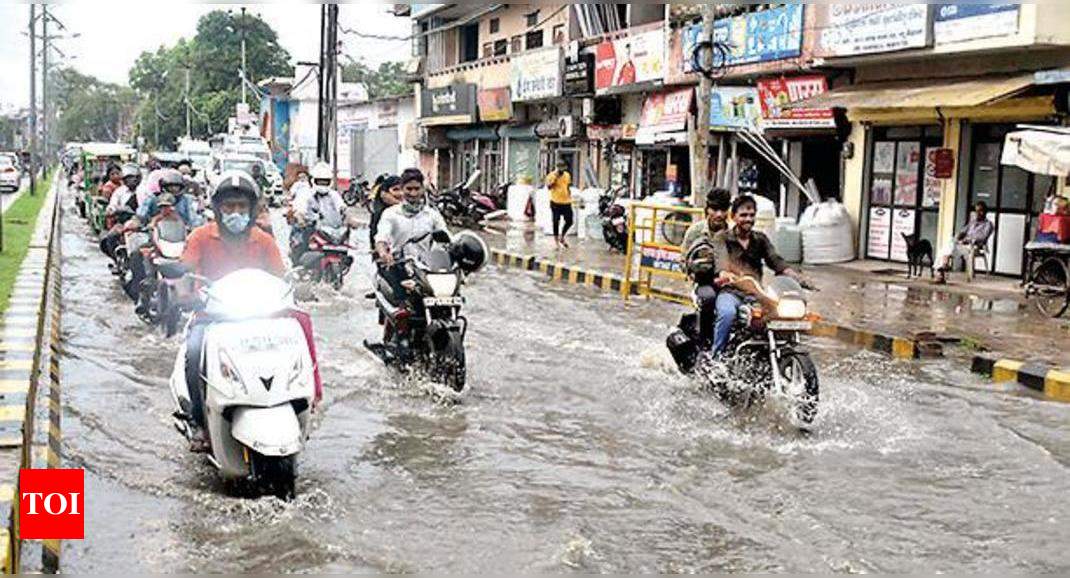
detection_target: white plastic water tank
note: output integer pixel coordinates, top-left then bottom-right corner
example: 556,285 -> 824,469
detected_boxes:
774,217 -> 802,263
506,183 -> 533,221
754,195 -> 777,241
799,200 -> 856,264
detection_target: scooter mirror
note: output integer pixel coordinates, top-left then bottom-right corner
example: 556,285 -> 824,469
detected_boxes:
158,261 -> 191,280
432,230 -> 452,244
464,170 -> 482,190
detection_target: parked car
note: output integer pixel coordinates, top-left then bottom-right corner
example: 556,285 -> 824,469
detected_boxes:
0,155 -> 20,193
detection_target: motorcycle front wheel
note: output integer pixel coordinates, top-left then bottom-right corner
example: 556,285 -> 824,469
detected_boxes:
778,351 -> 819,428
329,261 -> 344,290
250,453 -> 297,500
432,331 -> 466,392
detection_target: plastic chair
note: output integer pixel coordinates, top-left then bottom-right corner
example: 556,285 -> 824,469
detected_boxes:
964,244 -> 990,282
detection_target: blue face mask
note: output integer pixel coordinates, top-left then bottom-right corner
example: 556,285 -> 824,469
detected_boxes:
221,211 -> 250,235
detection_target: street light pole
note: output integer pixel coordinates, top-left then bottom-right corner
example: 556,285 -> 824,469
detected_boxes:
28,4 -> 37,198
240,6 -> 248,106
691,4 -> 715,207
41,4 -> 49,164
185,67 -> 192,139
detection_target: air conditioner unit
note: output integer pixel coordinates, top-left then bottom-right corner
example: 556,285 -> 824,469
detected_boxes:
558,116 -> 583,140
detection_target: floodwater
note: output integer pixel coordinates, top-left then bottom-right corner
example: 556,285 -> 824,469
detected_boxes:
57,190 -> 1070,573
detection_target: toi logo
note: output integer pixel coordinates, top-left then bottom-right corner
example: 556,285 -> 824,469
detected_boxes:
19,469 -> 84,540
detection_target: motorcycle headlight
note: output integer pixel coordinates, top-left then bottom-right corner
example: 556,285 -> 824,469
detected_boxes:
427,273 -> 458,297
775,298 -> 807,320
212,349 -> 248,398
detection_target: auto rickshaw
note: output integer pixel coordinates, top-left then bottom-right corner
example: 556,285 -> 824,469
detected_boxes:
78,142 -> 136,235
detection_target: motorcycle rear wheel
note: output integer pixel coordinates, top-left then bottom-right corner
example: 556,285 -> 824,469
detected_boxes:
778,352 -> 819,428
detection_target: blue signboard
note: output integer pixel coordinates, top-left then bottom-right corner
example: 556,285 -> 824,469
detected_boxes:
699,4 -> 804,67
935,3 -> 1018,22
934,3 -> 1019,44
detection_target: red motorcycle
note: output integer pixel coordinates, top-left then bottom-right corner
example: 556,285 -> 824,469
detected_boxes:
297,222 -> 355,290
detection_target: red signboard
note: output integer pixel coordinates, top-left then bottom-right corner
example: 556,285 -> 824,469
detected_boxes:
932,148 -> 955,179
639,88 -> 694,133
477,87 -> 512,122
756,76 -> 836,130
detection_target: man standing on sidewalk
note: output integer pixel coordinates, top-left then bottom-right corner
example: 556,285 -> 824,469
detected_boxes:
545,160 -> 573,248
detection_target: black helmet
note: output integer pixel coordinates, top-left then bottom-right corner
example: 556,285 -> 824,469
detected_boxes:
449,231 -> 488,274
685,239 -> 717,280
211,170 -> 260,211
159,169 -> 186,196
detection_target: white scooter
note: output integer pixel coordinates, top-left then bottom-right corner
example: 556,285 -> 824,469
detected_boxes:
164,266 -> 316,499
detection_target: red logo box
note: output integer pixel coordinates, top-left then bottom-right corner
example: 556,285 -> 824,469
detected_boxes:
19,469 -> 84,540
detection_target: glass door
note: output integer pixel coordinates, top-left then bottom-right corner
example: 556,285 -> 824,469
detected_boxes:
866,126 -> 943,262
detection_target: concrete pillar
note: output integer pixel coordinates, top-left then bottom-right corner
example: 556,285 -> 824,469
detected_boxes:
841,122 -> 867,234
937,118 -> 963,248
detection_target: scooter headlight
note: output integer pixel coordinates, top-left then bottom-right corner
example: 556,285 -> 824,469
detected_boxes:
427,273 -> 458,297
775,298 -> 807,320
213,349 -> 248,398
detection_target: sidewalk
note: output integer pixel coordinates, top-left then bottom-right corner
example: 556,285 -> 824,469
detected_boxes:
482,221 -> 1070,370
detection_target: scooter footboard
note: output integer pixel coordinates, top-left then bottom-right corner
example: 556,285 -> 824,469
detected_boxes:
231,405 -> 303,457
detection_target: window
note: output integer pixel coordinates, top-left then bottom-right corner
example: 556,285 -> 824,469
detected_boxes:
510,35 -> 522,53
553,24 -> 566,45
483,42 -> 493,59
526,10 -> 539,27
525,29 -> 544,50
489,18 -> 500,34
460,22 -> 480,63
494,39 -> 508,56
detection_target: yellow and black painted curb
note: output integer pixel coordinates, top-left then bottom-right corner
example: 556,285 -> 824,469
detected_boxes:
971,355 -> 1070,403
489,248 -> 930,361
0,171 -> 62,574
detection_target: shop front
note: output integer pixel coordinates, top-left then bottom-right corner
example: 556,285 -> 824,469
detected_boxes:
418,83 -> 479,189
635,87 -> 694,198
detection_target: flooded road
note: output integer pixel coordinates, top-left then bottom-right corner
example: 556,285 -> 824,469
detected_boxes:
59,193 -> 1070,573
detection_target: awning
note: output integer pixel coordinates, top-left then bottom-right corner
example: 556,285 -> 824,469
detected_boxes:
786,74 -> 1035,111
635,129 -> 687,146
1002,126 -> 1070,177
498,124 -> 538,140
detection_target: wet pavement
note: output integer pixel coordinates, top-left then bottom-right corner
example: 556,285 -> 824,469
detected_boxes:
60,192 -> 1070,572
486,222 -> 1070,369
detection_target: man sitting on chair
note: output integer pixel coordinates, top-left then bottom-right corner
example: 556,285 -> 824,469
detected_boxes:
936,201 -> 994,283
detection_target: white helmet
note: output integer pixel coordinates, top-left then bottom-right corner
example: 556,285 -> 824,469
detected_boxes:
310,162 -> 332,184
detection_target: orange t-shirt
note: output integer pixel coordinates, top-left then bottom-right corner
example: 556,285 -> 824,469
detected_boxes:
182,222 -> 286,282
99,180 -> 120,201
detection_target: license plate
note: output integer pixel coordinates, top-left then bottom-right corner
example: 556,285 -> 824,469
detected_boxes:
424,296 -> 464,307
768,320 -> 812,332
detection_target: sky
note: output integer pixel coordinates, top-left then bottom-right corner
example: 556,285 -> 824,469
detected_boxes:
0,1 -> 412,113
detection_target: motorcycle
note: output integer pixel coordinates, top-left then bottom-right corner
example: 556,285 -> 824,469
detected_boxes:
136,216 -> 190,337
296,219 -> 355,290
343,175 -> 383,210
666,276 -> 821,429
164,266 -> 315,499
366,230 -> 486,393
432,171 -> 508,230
600,185 -> 629,252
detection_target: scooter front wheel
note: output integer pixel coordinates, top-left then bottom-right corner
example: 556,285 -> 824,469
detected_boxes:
250,453 -> 297,500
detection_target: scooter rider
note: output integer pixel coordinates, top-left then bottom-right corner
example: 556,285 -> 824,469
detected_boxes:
178,171 -> 292,451
124,170 -> 201,303
99,164 -> 143,258
375,168 -> 450,297
682,188 -> 732,350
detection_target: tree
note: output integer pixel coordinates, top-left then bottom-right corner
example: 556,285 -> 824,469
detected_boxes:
52,68 -> 139,143
341,60 -> 411,99
128,9 -> 292,149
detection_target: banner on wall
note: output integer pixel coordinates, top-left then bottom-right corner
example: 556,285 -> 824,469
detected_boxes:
709,86 -> 761,131
477,87 -> 512,122
817,4 -> 931,57
890,208 -> 917,262
419,83 -> 477,125
934,3 -> 1020,45
867,206 -> 892,259
594,27 -> 665,93
755,76 -> 836,130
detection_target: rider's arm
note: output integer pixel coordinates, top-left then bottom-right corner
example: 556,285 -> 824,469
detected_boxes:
261,234 -> 288,277
759,233 -> 792,276
374,211 -> 397,265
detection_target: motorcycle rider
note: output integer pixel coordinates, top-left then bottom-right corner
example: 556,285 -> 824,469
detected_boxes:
179,171 -> 308,451
99,164 -> 143,259
710,194 -> 811,356
375,168 -> 450,296
369,174 -> 402,250
681,188 -> 732,349
99,163 -> 123,201
124,170 -> 201,305
291,161 -> 346,264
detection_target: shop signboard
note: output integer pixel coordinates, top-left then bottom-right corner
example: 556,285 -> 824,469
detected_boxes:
477,87 -> 512,122
868,206 -> 892,259
594,27 -> 665,93
639,88 -> 693,133
934,4 -> 1019,44
510,47 -> 561,102
668,6 -> 803,84
563,52 -> 595,96
890,208 -> 917,262
817,4 -> 931,57
923,149 -> 943,208
755,76 -> 836,130
587,124 -> 638,141
420,83 -> 477,125
709,86 -> 761,131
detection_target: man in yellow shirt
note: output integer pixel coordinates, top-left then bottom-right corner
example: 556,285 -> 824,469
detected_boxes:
545,160 -> 573,248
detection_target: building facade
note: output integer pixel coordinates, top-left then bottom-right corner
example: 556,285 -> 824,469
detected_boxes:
404,3 -> 1070,276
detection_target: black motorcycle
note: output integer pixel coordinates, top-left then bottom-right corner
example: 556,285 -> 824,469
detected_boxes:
366,230 -> 486,393
666,276 -> 820,429
599,185 -> 629,252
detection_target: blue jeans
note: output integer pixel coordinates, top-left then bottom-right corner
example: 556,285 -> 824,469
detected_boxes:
713,292 -> 744,354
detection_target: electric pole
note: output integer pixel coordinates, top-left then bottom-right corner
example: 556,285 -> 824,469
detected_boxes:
41,4 -> 49,165
691,4 -> 715,207
185,67 -> 192,139
316,3 -> 338,168
240,6 -> 248,106
28,4 -> 37,197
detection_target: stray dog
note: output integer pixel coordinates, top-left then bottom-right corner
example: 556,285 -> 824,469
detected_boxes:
901,232 -> 934,278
